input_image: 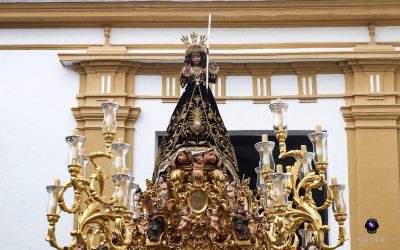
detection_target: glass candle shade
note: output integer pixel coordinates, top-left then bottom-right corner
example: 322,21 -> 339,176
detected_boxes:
299,228 -> 313,248
254,141 -> 276,172
46,184 -> 62,215
112,174 -> 133,207
308,131 -> 328,164
101,101 -> 120,134
329,184 -> 347,213
269,100 -> 288,131
300,152 -> 315,180
255,167 -> 265,190
111,141 -> 131,174
77,154 -> 90,178
271,173 -> 290,207
261,184 -> 273,210
65,135 -> 86,165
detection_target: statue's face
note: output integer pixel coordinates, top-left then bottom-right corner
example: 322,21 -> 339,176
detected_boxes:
191,52 -> 201,66
177,152 -> 189,164
158,177 -> 164,184
194,155 -> 204,164
204,151 -> 217,165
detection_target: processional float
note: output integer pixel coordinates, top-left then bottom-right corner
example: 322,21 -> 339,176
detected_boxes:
45,33 -> 348,250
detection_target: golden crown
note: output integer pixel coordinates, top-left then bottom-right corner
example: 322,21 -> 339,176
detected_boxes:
181,32 -> 207,55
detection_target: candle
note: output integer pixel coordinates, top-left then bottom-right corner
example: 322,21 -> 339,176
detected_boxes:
51,179 -> 60,214
276,164 -> 283,173
71,129 -> 79,164
114,137 -> 124,173
315,125 -> 323,162
277,99 -> 283,131
301,145 -> 310,176
116,178 -> 127,205
262,134 -> 268,142
105,106 -> 114,133
262,134 -> 270,170
331,177 -> 343,212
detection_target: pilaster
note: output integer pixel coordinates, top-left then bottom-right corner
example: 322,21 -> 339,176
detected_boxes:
71,59 -> 141,195
340,60 -> 400,250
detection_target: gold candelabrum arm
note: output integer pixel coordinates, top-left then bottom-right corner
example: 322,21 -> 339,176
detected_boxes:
45,214 -> 79,250
258,125 -> 348,249
275,130 -> 288,157
321,213 -> 348,250
46,144 -> 134,249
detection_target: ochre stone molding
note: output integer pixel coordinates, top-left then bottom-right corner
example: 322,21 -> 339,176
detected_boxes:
59,50 -> 400,66
293,63 -> 319,102
340,60 -> 399,105
2,1 -> 400,28
72,60 -> 141,105
159,65 -> 181,103
341,59 -> 400,250
137,62 -> 343,76
248,64 -> 272,103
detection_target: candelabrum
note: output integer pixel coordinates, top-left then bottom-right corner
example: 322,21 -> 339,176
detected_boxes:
253,99 -> 348,249
45,100 -> 140,250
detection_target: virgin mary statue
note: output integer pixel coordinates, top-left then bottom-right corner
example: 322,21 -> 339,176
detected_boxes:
153,33 -> 239,181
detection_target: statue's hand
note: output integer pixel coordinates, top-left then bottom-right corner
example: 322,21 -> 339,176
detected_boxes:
209,61 -> 219,74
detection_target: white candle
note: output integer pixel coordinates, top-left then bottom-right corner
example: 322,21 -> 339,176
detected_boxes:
331,177 -> 343,212
315,125 -> 323,162
105,106 -> 114,133
277,99 -> 284,130
116,181 -> 126,204
114,137 -> 124,173
71,129 -> 79,163
262,134 -> 268,142
261,134 -> 270,169
51,179 -> 60,214
301,145 -> 310,176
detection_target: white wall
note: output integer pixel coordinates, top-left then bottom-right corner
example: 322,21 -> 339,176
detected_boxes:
317,74 -> 346,95
135,75 -> 163,96
0,50 -> 78,249
0,27 -> 374,45
271,75 -> 299,96
226,76 -> 253,96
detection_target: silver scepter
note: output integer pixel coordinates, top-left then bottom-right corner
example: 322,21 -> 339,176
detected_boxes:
206,13 -> 211,94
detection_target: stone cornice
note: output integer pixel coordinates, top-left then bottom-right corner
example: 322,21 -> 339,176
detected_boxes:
1,1 -> 400,28
58,51 -> 400,67
341,104 -> 400,129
